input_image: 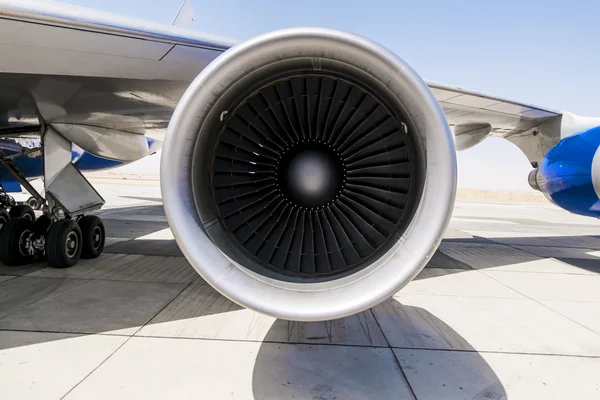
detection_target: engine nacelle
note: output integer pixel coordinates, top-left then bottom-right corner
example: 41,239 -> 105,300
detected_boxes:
161,28 -> 456,321
530,126 -> 600,218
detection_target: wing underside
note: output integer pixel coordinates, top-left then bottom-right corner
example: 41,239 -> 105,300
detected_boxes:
428,83 -> 563,164
0,0 -> 566,166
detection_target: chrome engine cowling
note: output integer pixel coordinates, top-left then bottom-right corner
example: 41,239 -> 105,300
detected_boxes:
161,28 -> 456,321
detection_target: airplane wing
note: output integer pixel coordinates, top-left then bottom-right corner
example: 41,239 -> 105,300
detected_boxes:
0,0 -> 574,166
0,0 -> 233,162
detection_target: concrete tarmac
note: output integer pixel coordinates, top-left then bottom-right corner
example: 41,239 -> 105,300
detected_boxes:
1,178 -> 599,399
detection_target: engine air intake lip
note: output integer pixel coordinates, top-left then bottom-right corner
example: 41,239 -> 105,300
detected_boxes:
210,73 -> 419,280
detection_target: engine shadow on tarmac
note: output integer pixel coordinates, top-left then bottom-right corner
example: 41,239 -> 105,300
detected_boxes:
250,300 -> 508,400
0,288 -> 508,399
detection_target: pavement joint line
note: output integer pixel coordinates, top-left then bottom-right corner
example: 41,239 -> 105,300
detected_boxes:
4,328 -> 600,359
391,293 -> 527,299
59,333 -> 134,400
397,290 -> 600,304
475,262 -> 600,339
58,275 -> 197,399
0,328 -> 390,349
110,333 -> 600,359
471,270 -> 599,276
0,328 -> 133,337
506,243 -> 600,251
13,273 -> 201,286
131,280 -> 198,338
133,334 -> 393,348
369,308 -> 418,399
0,276 -> 19,284
100,252 -> 187,260
104,237 -> 135,249
387,346 -> 600,359
0,280 -> 95,321
485,239 -> 600,279
439,241 -> 600,276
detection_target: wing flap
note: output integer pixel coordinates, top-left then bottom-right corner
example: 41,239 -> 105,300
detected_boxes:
0,0 -> 234,48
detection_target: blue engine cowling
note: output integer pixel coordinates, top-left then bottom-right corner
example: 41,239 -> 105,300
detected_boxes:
532,126 -> 600,217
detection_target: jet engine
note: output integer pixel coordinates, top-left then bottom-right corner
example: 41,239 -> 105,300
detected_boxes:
161,28 -> 456,321
529,126 -> 600,218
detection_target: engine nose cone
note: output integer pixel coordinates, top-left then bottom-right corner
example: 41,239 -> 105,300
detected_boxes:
280,144 -> 344,209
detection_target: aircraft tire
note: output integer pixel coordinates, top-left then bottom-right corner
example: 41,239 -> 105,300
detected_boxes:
0,217 -> 35,266
78,215 -> 105,259
0,209 -> 9,231
9,205 -> 36,221
46,219 -> 82,268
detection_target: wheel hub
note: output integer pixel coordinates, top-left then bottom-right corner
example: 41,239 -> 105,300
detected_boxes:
65,231 -> 78,258
92,226 -> 102,249
18,229 -> 32,256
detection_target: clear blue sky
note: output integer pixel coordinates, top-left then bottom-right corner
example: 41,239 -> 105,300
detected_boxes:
63,0 -> 600,190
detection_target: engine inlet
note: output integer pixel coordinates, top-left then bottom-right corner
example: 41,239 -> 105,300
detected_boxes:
162,28 -> 456,320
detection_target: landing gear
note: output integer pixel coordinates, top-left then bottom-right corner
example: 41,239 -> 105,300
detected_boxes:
0,211 -> 104,268
78,215 -> 105,259
0,127 -> 106,269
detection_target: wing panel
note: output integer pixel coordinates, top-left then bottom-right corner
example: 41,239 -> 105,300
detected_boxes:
0,18 -> 172,60
444,94 -> 501,108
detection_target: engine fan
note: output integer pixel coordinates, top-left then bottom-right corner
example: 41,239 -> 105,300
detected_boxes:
161,28 -> 456,321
